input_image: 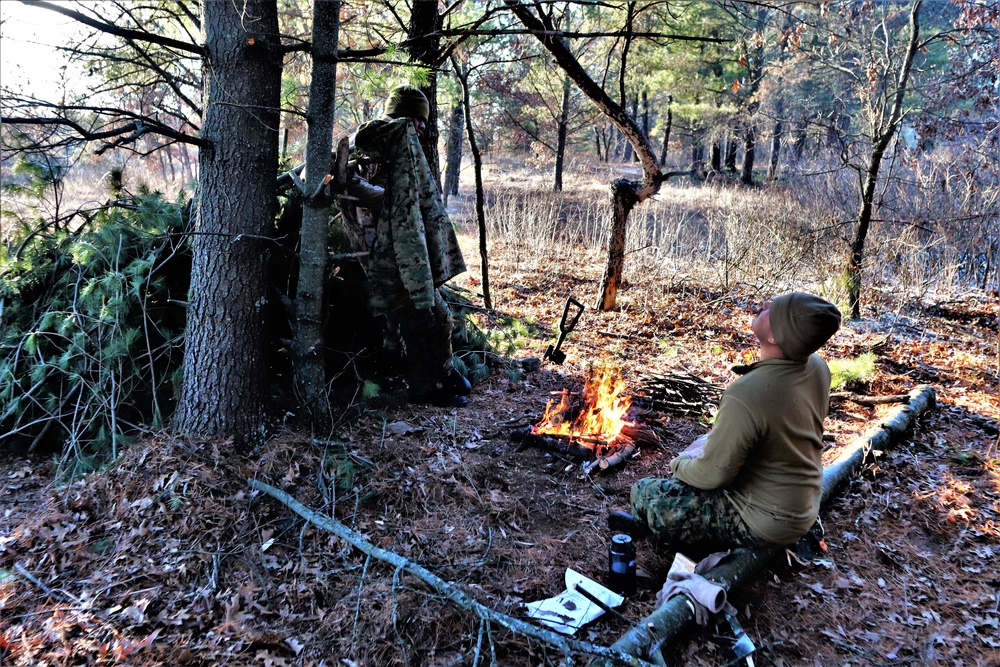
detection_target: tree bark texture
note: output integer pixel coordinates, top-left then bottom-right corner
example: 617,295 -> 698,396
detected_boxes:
176,0 -> 282,441
292,0 -> 340,433
443,101 -> 464,202
848,1 -> 922,319
408,1 -> 443,187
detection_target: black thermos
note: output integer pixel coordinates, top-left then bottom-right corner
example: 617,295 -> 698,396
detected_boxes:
608,534 -> 636,595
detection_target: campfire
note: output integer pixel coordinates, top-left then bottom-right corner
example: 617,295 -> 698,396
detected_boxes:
512,367 -> 658,473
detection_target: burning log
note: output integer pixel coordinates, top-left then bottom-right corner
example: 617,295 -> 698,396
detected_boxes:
510,427 -> 595,460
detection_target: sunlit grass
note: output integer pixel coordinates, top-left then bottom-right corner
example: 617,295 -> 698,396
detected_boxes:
829,353 -> 877,391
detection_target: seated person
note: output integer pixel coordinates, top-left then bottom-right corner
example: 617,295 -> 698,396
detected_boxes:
611,292 -> 841,551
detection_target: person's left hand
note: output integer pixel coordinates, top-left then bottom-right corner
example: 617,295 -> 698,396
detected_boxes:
682,433 -> 708,458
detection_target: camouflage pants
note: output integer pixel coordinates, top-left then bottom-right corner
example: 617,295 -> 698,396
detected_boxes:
631,478 -> 762,549
396,288 -> 454,395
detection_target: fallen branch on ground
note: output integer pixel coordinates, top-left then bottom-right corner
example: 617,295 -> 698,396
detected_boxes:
248,478 -> 655,667
830,392 -> 911,405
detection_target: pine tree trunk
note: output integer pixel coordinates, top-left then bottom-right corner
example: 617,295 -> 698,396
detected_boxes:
175,0 -> 281,441
408,1 -> 442,187
292,0 -> 340,433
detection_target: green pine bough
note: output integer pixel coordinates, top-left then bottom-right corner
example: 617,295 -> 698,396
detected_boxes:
1,188 -> 189,470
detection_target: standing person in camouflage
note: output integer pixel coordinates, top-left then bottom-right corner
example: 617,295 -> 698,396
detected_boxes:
353,85 -> 471,408
610,293 -> 842,551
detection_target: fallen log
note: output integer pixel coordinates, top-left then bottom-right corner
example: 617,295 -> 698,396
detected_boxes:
248,478 -> 656,667
830,392 -> 911,405
592,383 -> 937,666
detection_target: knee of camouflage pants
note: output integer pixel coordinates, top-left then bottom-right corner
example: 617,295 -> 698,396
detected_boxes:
630,477 -> 760,549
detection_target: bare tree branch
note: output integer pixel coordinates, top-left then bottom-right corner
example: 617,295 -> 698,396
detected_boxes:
18,0 -> 205,56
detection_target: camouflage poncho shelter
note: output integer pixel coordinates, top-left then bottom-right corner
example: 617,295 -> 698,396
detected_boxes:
353,117 -> 466,315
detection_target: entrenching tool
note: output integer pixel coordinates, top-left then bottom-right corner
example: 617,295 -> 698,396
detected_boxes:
543,297 -> 584,365
726,614 -> 757,666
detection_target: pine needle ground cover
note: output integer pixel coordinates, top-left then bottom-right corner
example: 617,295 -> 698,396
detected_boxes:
1,178 -> 998,665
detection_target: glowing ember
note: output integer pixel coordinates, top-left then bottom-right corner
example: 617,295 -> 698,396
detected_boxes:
534,366 -> 634,444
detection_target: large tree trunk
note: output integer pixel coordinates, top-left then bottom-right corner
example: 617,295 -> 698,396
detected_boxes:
554,75 -> 571,192
847,1 -> 922,319
175,0 -> 281,441
292,0 -> 340,433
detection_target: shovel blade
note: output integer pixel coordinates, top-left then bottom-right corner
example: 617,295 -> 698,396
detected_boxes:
545,345 -> 566,364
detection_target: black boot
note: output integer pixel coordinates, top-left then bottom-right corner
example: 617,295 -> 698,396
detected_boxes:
447,368 -> 472,396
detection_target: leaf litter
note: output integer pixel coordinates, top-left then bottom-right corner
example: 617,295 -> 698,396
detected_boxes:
1,237 -> 998,665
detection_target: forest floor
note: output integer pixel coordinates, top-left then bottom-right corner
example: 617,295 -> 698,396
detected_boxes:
2,187 -> 999,666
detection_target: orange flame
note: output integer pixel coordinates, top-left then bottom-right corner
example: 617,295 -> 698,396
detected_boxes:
534,366 -> 633,445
